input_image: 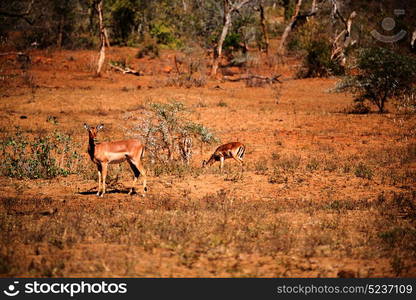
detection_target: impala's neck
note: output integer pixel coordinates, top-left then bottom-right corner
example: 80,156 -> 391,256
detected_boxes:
87,134 -> 96,159
206,155 -> 216,166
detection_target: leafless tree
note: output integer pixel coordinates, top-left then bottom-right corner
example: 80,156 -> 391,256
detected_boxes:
330,0 -> 356,66
210,0 -> 253,77
95,0 -> 106,76
258,0 -> 269,54
278,0 -> 319,55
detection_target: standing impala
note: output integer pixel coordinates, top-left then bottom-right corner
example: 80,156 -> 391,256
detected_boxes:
202,142 -> 245,172
84,123 -> 147,197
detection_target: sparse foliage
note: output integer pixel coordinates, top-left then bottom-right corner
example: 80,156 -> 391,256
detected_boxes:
339,47 -> 416,113
128,101 -> 218,165
0,129 -> 82,179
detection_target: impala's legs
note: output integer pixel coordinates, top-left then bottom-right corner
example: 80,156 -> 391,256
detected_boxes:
219,156 -> 224,174
137,162 -> 147,194
231,154 -> 244,165
96,164 -> 102,196
127,160 -> 139,195
231,154 -> 244,173
128,159 -> 147,195
101,163 -> 108,197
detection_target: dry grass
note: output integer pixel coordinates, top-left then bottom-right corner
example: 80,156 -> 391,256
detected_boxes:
1,190 -> 414,277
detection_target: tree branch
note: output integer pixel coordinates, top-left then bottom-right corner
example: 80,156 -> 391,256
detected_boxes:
278,0 -> 322,55
0,0 -> 35,25
109,62 -> 141,76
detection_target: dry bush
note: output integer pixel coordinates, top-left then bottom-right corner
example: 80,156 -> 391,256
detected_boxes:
136,40 -> 159,59
245,77 -> 268,88
342,100 -> 370,115
254,157 -> 269,175
124,101 -> 218,176
268,167 -> 288,184
155,46 -> 207,88
162,75 -> 206,88
273,154 -> 301,172
395,91 -> 416,114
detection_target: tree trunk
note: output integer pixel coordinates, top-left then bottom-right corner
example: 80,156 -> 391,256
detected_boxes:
259,0 -> 269,54
278,0 -> 303,55
57,15 -> 64,49
211,0 -> 232,77
96,0 -> 105,76
330,0 -> 357,66
210,0 -> 253,77
182,0 -> 187,12
104,28 -> 111,48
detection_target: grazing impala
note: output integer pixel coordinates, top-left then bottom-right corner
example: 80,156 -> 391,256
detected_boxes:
202,142 -> 245,172
84,123 -> 147,197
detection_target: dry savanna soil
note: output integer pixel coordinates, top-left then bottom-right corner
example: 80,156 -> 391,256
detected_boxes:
0,47 -> 415,277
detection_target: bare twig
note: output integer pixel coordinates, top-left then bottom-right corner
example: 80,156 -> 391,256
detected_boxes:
109,62 -> 141,76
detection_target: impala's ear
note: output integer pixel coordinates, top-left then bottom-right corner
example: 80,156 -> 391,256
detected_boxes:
83,123 -> 90,130
96,124 -> 104,131
202,160 -> 206,167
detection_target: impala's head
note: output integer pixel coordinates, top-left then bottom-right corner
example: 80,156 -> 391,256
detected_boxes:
84,123 -> 104,142
202,156 -> 215,168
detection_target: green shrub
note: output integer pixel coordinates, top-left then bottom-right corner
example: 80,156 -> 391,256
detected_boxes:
339,47 -> 416,113
136,43 -> 160,59
0,129 -> 82,179
150,22 -> 182,48
223,32 -> 245,57
290,19 -> 344,78
297,40 -> 344,78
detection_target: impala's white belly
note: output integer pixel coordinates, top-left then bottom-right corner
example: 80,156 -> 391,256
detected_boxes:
107,152 -> 128,164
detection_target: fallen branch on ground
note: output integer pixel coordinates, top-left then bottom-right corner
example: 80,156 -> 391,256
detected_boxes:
223,74 -> 282,84
109,62 -> 141,76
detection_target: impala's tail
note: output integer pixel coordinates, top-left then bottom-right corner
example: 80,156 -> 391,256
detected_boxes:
237,145 -> 245,159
